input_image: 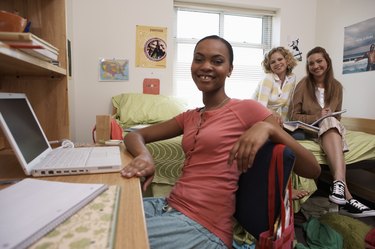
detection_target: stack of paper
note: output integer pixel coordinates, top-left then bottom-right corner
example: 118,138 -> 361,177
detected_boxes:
125,124 -> 151,132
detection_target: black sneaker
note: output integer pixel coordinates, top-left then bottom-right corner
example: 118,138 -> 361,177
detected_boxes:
329,180 -> 346,205
340,198 -> 375,218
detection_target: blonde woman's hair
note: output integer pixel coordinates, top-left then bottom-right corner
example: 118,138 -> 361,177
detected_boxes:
262,47 -> 297,75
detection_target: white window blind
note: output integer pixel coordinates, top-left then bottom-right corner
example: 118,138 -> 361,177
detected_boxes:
173,3 -> 273,108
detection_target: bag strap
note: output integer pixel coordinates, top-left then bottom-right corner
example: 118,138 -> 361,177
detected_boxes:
266,145 -> 278,231
266,144 -> 291,237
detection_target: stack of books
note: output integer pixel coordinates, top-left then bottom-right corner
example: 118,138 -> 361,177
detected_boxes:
0,32 -> 59,63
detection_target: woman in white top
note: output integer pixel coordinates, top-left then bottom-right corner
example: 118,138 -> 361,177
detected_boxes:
253,47 -> 297,124
253,47 -> 316,203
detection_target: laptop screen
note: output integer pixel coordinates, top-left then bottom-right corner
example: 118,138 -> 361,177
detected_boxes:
0,93 -> 50,169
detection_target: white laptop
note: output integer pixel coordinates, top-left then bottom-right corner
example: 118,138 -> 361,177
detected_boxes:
0,92 -> 122,176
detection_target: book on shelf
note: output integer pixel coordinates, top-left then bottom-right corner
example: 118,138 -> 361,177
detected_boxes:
0,32 -> 59,61
0,178 -> 109,249
283,109 -> 347,134
18,46 -> 58,61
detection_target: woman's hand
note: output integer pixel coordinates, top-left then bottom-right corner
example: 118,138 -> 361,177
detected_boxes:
321,108 -> 331,117
228,121 -> 273,173
121,153 -> 155,191
271,110 -> 283,126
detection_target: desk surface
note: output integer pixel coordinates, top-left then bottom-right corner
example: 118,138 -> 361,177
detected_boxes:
0,145 -> 150,249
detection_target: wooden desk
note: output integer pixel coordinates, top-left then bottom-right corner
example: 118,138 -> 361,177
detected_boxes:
0,145 -> 150,249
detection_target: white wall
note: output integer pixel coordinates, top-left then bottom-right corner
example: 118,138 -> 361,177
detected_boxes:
70,0 -> 175,142
69,0 -> 373,143
315,0 -> 375,119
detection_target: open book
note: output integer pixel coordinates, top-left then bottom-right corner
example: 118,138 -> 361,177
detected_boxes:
0,179 -> 108,249
283,109 -> 347,134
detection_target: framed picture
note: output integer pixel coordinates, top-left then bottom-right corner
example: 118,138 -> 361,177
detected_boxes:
99,59 -> 129,81
343,17 -> 375,74
135,25 -> 167,68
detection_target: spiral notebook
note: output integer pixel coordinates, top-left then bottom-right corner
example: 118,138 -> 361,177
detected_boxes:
0,179 -> 108,249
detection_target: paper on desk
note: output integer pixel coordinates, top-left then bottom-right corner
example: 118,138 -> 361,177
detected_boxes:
0,178 -> 107,249
29,185 -> 120,249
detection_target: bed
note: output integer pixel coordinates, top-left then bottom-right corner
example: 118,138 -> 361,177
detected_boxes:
110,93 -> 375,203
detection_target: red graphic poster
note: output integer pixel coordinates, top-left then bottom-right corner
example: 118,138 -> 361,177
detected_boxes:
143,78 -> 160,95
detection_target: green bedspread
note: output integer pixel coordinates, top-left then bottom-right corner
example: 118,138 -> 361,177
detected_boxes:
146,130 -> 375,198
146,136 -> 185,185
298,130 -> 375,165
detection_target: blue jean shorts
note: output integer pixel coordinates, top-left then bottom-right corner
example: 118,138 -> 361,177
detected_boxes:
143,197 -> 227,249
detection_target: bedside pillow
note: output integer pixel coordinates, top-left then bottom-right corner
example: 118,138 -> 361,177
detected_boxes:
112,93 -> 187,127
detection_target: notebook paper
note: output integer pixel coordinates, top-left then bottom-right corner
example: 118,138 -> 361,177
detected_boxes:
0,179 -> 108,249
29,185 -> 120,249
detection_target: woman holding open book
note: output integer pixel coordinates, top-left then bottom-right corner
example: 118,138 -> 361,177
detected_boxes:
288,46 -> 375,218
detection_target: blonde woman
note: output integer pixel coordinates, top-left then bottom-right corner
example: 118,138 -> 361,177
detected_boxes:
253,47 -> 316,203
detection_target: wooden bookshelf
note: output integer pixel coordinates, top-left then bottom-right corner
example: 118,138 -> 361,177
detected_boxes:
0,42 -> 66,76
0,0 -> 69,143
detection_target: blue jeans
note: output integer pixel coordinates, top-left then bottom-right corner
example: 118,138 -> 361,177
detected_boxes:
143,197 -> 227,249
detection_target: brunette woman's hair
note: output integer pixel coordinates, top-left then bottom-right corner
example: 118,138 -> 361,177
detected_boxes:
305,46 -> 342,105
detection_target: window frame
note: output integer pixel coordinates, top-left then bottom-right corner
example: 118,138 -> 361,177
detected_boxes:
173,2 -> 274,108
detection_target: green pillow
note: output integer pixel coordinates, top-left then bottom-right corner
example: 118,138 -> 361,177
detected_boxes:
112,93 -> 187,128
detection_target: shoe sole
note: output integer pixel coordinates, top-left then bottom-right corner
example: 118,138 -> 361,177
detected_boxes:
339,209 -> 375,218
329,195 -> 346,205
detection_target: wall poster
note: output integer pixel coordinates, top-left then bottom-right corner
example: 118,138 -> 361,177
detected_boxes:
343,17 -> 375,74
136,25 -> 167,68
287,36 -> 302,61
99,58 -> 129,81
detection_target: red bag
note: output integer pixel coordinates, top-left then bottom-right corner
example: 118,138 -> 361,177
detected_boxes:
257,144 -> 294,249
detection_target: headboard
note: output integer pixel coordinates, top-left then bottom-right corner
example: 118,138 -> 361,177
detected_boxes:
341,117 -> 375,135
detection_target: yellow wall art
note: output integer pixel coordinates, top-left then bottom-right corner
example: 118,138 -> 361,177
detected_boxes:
136,25 -> 167,68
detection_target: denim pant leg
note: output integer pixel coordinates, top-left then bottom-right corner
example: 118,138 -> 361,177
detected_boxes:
143,197 -> 227,249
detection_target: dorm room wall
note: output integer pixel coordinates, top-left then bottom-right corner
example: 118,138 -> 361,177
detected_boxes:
68,0 -> 373,143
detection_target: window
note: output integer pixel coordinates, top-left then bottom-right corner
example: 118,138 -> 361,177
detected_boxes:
173,4 -> 273,108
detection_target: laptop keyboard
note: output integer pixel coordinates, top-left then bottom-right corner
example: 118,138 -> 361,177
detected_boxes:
38,148 -> 91,168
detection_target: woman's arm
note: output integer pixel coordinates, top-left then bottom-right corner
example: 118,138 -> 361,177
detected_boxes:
288,81 -> 320,124
255,76 -> 284,125
121,118 -> 183,191
228,115 -> 320,179
255,77 -> 273,107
